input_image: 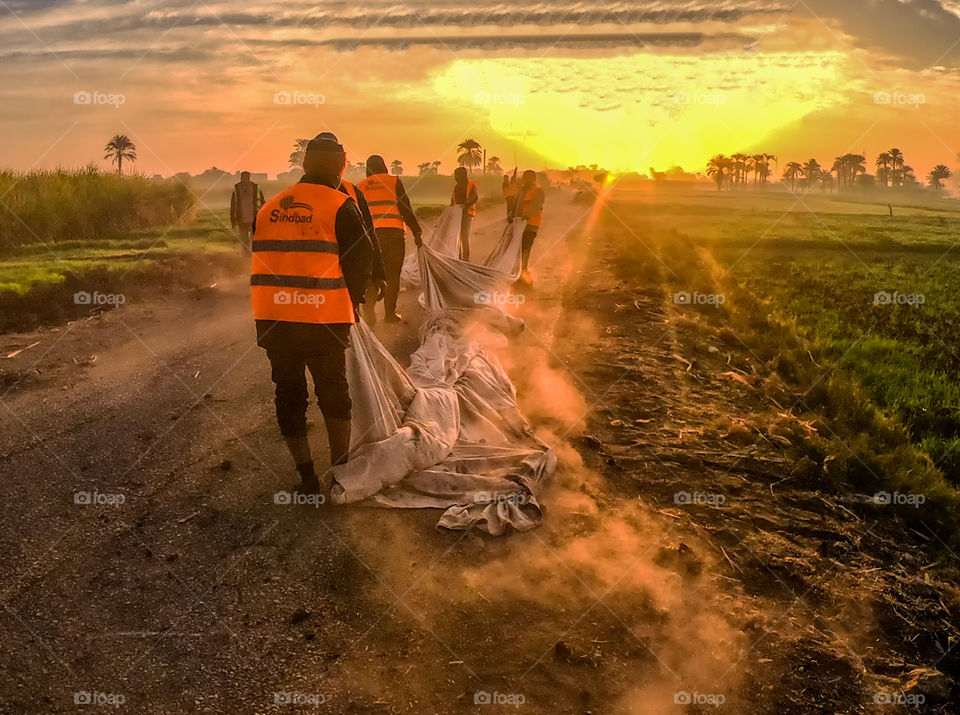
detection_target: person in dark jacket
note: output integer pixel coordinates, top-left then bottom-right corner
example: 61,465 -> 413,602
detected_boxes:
231,171 -> 265,252
358,156 -> 422,323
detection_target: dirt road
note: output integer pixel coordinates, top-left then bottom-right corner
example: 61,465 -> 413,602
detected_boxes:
1,197 -> 956,713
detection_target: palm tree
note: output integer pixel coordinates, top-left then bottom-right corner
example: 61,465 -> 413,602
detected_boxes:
417,162 -> 432,176
457,139 -> 483,174
104,134 -> 136,176
431,160 -> 441,174
888,148 -> 904,187
849,154 -> 867,184
902,165 -> 917,188
802,159 -> 822,191
730,152 -> 750,186
783,162 -> 803,191
831,157 -> 846,189
486,156 -> 503,174
751,153 -> 761,183
928,164 -> 952,190
289,139 -> 310,169
833,154 -> 866,191
750,153 -> 775,185
706,155 -> 731,191
390,159 -> 403,176
875,152 -> 892,188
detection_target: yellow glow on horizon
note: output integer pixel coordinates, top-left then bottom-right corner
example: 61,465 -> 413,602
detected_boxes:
433,52 -> 856,173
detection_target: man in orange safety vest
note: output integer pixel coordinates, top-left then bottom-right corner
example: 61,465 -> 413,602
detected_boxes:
251,133 -> 373,494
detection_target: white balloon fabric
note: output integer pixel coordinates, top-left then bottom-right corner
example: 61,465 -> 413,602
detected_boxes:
400,207 -> 526,289
483,217 -> 526,280
330,222 -> 554,536
400,205 -> 463,290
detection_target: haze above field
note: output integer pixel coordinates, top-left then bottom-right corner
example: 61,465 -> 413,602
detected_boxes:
2,0 -> 960,179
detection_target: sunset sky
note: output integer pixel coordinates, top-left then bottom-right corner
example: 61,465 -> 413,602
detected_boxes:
2,0 -> 960,180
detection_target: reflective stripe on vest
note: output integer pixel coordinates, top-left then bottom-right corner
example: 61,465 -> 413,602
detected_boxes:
522,187 -> 543,228
452,181 -> 479,217
357,174 -> 405,231
250,183 -> 357,325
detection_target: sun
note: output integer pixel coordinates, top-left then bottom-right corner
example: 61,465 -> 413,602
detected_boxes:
433,50 -> 856,173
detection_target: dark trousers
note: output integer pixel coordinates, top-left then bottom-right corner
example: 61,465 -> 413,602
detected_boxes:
521,226 -> 539,272
258,323 -> 352,438
376,228 -> 405,316
238,223 -> 252,253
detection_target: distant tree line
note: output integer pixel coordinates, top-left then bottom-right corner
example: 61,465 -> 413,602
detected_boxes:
707,148 -> 953,194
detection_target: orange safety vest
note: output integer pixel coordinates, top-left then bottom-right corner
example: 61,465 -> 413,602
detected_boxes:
357,173 -> 405,231
341,180 -> 359,203
520,186 -> 543,228
451,181 -> 479,217
250,183 -> 357,325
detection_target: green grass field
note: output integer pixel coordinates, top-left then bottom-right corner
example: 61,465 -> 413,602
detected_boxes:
601,186 -> 960,536
0,208 -> 239,294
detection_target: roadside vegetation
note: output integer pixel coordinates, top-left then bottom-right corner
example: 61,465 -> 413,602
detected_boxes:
605,191 -> 960,543
0,208 -> 243,333
0,166 -> 194,251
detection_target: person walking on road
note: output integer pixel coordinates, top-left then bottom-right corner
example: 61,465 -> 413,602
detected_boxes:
513,170 -> 545,285
450,167 -> 478,262
358,156 -> 422,323
231,171 -> 264,252
250,133 -> 373,495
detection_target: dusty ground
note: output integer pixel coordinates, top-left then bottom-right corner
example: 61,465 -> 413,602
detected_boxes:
0,196 -> 957,713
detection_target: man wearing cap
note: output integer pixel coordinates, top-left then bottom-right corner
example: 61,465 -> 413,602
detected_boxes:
251,133 -> 373,494
231,171 -> 265,252
358,155 -> 422,323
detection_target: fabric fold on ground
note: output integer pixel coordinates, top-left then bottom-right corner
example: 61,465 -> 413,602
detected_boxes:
331,208 -> 554,535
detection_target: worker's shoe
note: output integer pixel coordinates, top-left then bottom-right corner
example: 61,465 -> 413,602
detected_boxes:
317,469 -> 334,498
296,461 -> 321,495
384,312 -> 404,324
